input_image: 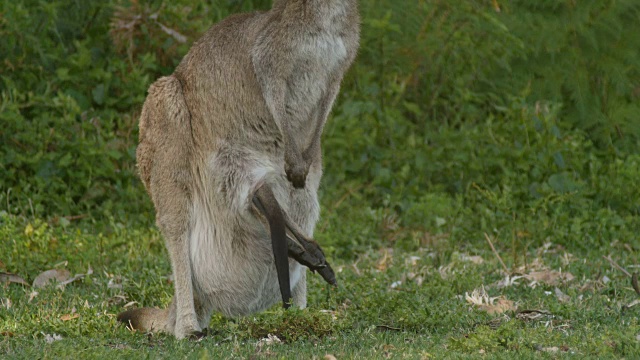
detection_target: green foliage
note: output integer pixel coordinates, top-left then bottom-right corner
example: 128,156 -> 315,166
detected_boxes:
1,0 -> 639,259
2,1 -> 640,357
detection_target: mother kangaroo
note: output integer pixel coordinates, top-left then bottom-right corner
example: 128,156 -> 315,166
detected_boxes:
117,0 -> 360,339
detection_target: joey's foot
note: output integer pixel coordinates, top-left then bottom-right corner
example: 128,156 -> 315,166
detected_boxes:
285,159 -> 309,189
285,224 -> 337,286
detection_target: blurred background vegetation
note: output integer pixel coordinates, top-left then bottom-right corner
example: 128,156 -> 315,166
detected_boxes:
1,0 -> 639,259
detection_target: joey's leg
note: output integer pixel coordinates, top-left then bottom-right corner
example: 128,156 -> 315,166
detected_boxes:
292,270 -> 307,309
283,219 -> 337,286
252,186 -> 337,288
251,185 -> 292,308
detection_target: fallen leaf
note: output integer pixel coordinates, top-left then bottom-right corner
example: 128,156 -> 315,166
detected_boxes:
43,333 -> 63,343
525,270 -> 574,286
0,272 -> 30,286
514,257 -> 546,273
554,288 -> 570,303
460,254 -> 484,265
60,314 -> 79,321
33,269 -> 71,288
625,299 -> 640,309
438,263 -> 455,280
107,277 -> 123,289
407,256 -> 421,266
257,334 -> 281,347
465,286 -> 516,314
494,275 -> 524,289
319,309 -> 338,320
56,274 -> 86,289
482,298 -> 516,315
515,309 -> 554,322
376,249 -> 392,272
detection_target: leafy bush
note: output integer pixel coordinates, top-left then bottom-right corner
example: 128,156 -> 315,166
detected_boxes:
1,0 -> 638,253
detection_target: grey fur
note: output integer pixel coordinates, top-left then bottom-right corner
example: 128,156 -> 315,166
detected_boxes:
119,0 -> 360,339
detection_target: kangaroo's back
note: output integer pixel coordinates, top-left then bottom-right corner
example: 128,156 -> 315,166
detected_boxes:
173,13 -> 276,155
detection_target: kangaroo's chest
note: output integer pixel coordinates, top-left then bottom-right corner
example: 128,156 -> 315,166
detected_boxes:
285,32 -> 348,145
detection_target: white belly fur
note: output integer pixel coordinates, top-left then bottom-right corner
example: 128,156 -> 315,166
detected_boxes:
187,156 -> 304,317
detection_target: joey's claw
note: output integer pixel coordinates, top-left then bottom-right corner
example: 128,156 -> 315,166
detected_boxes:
286,228 -> 337,286
285,157 -> 309,189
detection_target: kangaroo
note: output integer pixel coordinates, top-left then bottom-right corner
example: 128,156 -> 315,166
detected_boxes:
117,0 -> 360,339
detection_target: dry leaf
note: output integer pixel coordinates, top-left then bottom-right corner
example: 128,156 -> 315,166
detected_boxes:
514,257 -> 547,273
516,309 -> 554,322
525,270 -> 574,286
554,288 -> 570,303
407,256 -> 421,266
56,274 -> 86,289
33,269 -> 71,288
60,314 -> 79,321
481,298 -> 516,315
438,263 -> 455,280
44,333 -> 63,343
107,277 -> 123,289
460,254 -> 484,265
376,249 -> 392,271
319,310 -> 338,321
465,286 -> 516,314
625,299 -> 640,309
257,334 -> 282,347
123,301 -> 138,308
0,272 -> 30,286
494,275 -> 524,289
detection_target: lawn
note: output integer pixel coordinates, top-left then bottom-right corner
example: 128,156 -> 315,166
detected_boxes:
1,194 -> 639,358
2,0 -> 640,358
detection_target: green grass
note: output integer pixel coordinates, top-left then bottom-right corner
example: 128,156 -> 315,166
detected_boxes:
1,209 -> 639,359
2,1 -> 640,358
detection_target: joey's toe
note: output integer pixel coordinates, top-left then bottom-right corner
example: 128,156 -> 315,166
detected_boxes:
286,165 -> 308,189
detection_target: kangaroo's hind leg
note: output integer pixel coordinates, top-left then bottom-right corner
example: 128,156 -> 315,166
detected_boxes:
118,76 -> 201,339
